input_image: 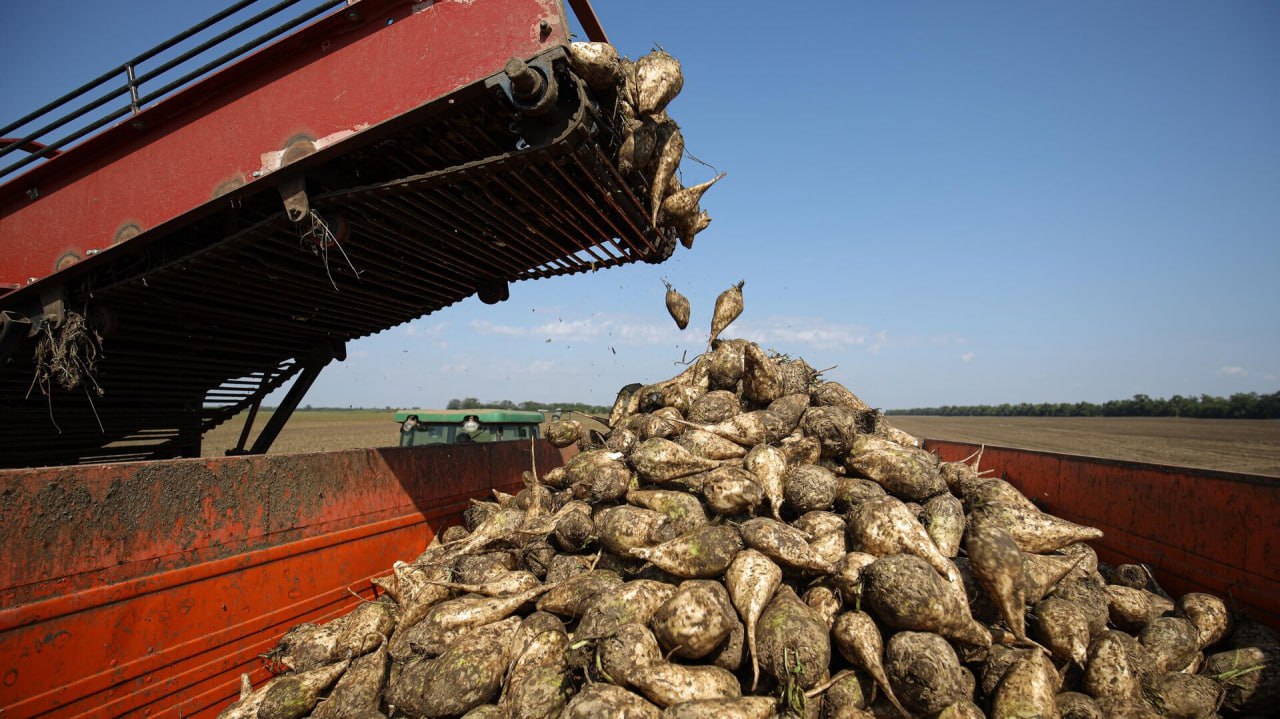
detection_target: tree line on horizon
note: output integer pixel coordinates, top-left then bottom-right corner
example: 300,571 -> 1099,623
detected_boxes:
886,391 -> 1280,419
445,397 -> 611,415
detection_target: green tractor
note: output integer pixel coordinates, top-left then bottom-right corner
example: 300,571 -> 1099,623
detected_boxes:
394,409 -> 545,447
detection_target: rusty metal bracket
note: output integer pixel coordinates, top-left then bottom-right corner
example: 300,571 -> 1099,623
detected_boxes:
38,285 -> 67,330
278,137 -> 317,222
278,174 -> 310,222
487,55 -> 558,116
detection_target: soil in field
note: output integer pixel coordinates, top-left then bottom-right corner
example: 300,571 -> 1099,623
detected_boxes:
203,410 -> 395,456
201,409 -> 613,457
889,416 -> 1280,476
203,410 -> 1280,477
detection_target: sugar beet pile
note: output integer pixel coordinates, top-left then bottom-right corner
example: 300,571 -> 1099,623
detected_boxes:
218,279 -> 1278,719
217,49 -> 1278,719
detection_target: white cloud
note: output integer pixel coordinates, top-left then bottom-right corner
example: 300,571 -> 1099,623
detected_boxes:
465,312 -> 958,357
1218,365 -> 1248,377
868,330 -> 887,355
961,351 -> 975,363
617,323 -> 677,345
471,314 -> 678,346
526,360 -> 556,375
404,321 -> 451,348
772,326 -> 866,348
470,320 -> 527,336
731,317 -> 869,351
480,358 -> 563,379
535,318 -> 606,340
469,313 -> 881,352
1265,373 -> 1277,383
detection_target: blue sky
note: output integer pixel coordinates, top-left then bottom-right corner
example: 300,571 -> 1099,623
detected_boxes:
3,1 -> 1278,410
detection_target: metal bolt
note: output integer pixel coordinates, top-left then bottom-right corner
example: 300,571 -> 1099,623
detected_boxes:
504,58 -> 543,100
25,187 -> 38,200
539,19 -> 551,37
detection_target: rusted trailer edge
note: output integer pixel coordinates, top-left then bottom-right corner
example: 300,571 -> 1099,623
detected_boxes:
924,438 -> 1280,485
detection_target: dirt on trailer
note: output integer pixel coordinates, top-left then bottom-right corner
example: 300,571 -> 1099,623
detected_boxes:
889,416 -> 1280,476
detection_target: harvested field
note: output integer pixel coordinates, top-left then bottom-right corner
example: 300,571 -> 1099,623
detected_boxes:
202,410 -> 394,456
890,416 -> 1280,476
207,409 -> 1280,475
203,411 -> 1280,476
201,410 -> 611,457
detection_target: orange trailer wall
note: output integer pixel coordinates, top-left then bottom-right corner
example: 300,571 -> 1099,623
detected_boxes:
0,441 -> 567,718
925,440 -> 1279,629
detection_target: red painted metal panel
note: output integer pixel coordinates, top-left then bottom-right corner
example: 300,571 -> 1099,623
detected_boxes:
0,0 -> 571,286
924,439 -> 1280,629
0,440 -> 568,718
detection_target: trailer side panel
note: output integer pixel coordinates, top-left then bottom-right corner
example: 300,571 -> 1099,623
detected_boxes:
0,441 -> 566,718
925,439 -> 1279,628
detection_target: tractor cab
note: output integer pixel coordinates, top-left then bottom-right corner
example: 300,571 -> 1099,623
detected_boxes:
395,409 -> 544,447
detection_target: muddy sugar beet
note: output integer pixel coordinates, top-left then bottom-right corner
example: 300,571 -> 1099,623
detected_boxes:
224,312 -> 1271,719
